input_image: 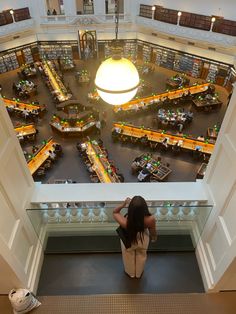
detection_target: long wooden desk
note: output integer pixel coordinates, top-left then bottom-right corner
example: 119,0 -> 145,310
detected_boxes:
27,138 -> 55,175
15,124 -> 36,138
3,98 -> 44,114
113,83 -> 210,113
42,61 -> 72,102
113,123 -> 215,155
85,141 -> 120,183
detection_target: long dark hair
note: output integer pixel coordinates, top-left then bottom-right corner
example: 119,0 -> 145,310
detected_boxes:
127,196 -> 151,244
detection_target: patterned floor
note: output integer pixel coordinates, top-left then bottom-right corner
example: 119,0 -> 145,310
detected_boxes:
1,292 -> 236,314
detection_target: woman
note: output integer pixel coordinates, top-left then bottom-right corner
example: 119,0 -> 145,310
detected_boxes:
113,196 -> 157,278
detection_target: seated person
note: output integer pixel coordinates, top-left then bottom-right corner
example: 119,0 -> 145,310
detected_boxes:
195,145 -> 202,152
22,108 -> 30,119
162,137 -> 169,148
17,132 -> 24,141
197,135 -> 205,141
32,108 -> 39,115
205,94 -> 213,100
131,159 -> 142,174
48,150 -> 56,160
112,126 -> 122,135
32,145 -> 39,154
172,141 -> 181,152
140,134 -> 149,145
117,173 -> 124,182
53,143 -> 63,155
137,168 -> 151,182
186,110 -> 193,122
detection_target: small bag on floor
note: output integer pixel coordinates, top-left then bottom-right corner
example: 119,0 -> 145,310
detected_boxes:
8,288 -> 41,314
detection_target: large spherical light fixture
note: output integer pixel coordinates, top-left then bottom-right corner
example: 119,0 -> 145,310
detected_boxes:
95,56 -> 139,106
94,0 -> 139,106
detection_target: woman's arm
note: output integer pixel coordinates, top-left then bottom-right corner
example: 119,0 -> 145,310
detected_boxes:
147,216 -> 157,242
113,198 -> 130,228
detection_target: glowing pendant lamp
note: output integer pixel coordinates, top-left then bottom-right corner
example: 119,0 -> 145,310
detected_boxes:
95,1 -> 139,106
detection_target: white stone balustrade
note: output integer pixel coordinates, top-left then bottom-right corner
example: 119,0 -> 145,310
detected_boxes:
0,18 -> 34,36
136,16 -> 236,47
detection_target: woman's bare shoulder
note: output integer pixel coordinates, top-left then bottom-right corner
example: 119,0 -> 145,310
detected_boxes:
144,215 -> 155,226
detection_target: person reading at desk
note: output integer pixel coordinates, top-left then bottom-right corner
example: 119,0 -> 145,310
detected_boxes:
137,168 -> 151,182
48,150 -> 56,161
197,135 -> 205,141
32,145 -> 39,154
131,158 -> 142,174
162,137 -> 169,149
140,135 -> 149,146
22,108 -> 30,119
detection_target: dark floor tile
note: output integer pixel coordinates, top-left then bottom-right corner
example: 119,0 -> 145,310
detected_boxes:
37,252 -> 205,295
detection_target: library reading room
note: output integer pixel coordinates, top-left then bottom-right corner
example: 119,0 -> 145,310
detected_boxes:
1,1 -> 236,312
0,4 -> 234,185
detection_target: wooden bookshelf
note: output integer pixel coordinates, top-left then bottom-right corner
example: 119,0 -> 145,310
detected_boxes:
155,7 -> 178,25
213,18 -> 236,36
139,4 -> 152,19
14,7 -> 31,22
0,12 -> 7,26
180,12 -> 211,31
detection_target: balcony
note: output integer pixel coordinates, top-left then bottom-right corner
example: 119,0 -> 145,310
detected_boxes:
136,16 -> 236,48
0,18 -> 34,37
26,181 -> 211,252
40,14 -> 132,26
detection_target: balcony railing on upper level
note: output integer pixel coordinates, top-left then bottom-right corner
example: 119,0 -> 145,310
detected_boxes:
40,13 -> 131,25
0,18 -> 34,37
139,4 -> 236,37
136,16 -> 236,47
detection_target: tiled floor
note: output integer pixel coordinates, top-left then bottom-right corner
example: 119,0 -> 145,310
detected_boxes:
0,61 -> 229,183
2,292 -> 236,314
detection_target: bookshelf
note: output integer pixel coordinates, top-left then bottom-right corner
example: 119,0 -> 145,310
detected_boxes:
155,8 -> 178,25
139,4 -> 152,19
39,44 -> 73,60
23,48 -> 34,64
206,64 -> 219,83
213,19 -> 236,36
123,40 -> 137,60
0,12 -> 7,26
179,12 -> 211,31
2,53 -> 19,72
14,7 -> 30,22
142,45 -> 151,62
0,57 -> 7,73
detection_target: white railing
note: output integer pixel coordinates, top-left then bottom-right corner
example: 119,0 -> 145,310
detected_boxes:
27,196 -> 212,249
136,16 -> 236,47
40,14 -> 132,25
0,18 -> 34,36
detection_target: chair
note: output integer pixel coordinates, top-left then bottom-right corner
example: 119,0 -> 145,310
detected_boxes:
43,160 -> 52,170
149,175 -> 159,182
34,167 -> 45,178
90,174 -> 99,183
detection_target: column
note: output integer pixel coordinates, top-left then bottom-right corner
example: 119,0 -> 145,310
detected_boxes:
197,86 -> 236,291
0,97 -> 42,293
